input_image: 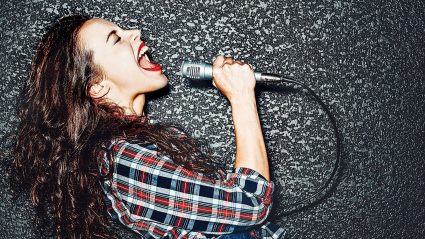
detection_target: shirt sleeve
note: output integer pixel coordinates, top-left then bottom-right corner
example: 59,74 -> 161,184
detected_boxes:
107,139 -> 275,234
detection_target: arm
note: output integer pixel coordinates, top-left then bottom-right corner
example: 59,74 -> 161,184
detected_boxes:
231,94 -> 270,181
212,55 -> 270,180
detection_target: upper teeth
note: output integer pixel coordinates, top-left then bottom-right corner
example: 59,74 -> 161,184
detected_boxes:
138,46 -> 149,60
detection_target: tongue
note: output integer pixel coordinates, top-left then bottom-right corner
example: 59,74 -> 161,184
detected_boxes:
138,54 -> 152,68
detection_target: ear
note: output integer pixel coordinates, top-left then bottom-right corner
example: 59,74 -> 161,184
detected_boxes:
88,81 -> 109,99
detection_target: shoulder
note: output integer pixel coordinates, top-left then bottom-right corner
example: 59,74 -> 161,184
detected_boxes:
108,138 -> 158,156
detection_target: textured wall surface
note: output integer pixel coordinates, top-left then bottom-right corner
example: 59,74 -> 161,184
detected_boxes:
1,0 -> 424,238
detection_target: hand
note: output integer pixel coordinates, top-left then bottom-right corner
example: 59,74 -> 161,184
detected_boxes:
211,55 -> 256,103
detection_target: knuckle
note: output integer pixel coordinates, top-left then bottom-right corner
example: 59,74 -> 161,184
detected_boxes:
242,64 -> 251,69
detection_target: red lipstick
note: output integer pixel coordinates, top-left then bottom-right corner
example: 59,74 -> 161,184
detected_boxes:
137,41 -> 162,72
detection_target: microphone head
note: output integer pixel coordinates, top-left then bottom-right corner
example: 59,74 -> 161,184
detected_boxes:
180,61 -> 213,81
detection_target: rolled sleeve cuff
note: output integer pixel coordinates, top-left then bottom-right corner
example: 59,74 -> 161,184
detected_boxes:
231,167 -> 275,205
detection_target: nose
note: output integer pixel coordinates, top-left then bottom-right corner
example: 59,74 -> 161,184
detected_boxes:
127,29 -> 141,42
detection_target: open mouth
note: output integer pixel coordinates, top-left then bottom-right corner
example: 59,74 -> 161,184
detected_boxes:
137,41 -> 162,72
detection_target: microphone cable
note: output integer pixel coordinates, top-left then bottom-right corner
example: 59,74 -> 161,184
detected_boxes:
257,74 -> 341,215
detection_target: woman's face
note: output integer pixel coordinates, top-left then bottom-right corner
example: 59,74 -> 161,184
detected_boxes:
78,18 -> 168,104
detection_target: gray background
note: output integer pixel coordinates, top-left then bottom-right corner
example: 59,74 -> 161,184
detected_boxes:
1,0 -> 424,238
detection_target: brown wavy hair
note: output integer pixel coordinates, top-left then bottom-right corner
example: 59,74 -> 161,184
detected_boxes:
8,14 -> 225,238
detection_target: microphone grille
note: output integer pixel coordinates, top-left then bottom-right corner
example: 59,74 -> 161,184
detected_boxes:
181,61 -> 212,81
186,66 -> 201,79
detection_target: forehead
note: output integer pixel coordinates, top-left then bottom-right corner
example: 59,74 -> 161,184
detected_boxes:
78,18 -> 118,50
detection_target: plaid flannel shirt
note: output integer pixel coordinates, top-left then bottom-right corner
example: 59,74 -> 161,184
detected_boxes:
99,136 -> 287,239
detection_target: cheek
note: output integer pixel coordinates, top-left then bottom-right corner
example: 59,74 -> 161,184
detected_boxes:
102,53 -> 139,82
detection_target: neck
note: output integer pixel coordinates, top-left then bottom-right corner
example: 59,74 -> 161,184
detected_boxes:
103,86 -> 146,116
123,93 -> 146,116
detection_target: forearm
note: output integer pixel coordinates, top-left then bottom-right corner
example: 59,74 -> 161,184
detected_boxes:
231,94 -> 270,181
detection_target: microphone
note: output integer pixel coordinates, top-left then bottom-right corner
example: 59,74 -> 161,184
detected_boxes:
180,61 -> 282,82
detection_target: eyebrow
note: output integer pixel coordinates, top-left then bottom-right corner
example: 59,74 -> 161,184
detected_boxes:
106,30 -> 117,43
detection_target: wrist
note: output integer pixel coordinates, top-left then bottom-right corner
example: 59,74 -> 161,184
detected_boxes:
229,92 -> 256,106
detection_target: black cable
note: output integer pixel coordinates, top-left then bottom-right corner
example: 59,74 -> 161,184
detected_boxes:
262,74 -> 341,214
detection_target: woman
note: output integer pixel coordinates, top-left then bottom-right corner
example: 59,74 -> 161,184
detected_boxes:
10,14 -> 287,239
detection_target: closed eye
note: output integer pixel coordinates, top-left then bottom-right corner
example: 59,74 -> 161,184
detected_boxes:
114,36 -> 121,45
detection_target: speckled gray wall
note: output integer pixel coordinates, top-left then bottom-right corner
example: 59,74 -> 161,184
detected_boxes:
1,0 -> 424,238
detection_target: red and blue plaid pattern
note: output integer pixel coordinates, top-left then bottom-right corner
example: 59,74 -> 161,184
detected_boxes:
99,139 -> 287,238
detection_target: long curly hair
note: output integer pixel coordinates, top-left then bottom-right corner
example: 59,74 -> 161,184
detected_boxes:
9,14 -> 225,239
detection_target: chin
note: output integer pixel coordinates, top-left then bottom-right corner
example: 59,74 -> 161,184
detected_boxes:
151,75 -> 169,91
158,75 -> 169,87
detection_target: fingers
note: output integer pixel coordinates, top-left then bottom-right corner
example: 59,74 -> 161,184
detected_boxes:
212,55 -> 224,81
213,54 -> 244,66
222,57 -> 235,65
212,55 -> 225,67
211,54 -> 253,87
